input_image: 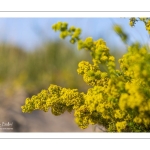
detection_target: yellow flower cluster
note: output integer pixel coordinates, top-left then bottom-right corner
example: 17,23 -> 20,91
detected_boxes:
129,17 -> 150,34
116,121 -> 127,132
21,21 -> 150,132
77,61 -> 109,86
22,84 -> 85,115
129,17 -> 138,27
52,22 -> 81,42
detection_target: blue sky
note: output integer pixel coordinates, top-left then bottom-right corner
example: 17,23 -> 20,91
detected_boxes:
0,18 -> 149,51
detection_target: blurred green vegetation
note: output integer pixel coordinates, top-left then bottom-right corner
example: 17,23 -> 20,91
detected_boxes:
0,39 -> 124,97
0,41 -> 93,96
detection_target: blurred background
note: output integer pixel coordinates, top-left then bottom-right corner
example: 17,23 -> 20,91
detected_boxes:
0,18 -> 149,132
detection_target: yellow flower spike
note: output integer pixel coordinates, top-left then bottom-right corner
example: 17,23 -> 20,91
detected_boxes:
119,93 -> 129,110
133,117 -> 142,124
101,56 -> 108,62
101,72 -> 108,78
143,118 -> 150,127
69,26 -> 76,32
109,56 -> 115,62
142,70 -> 148,77
116,121 -> 127,132
114,109 -> 125,119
